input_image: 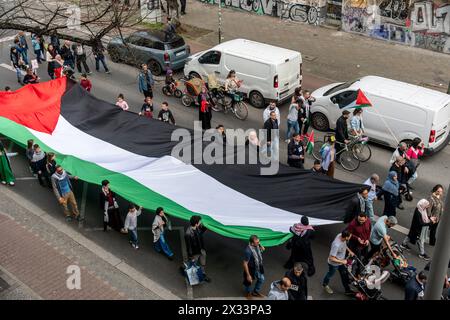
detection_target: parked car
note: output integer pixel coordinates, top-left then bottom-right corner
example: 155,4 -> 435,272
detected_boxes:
310,76 -> 450,153
107,30 -> 190,75
183,38 -> 302,108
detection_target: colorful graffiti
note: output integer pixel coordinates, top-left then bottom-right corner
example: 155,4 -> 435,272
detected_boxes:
200,0 -> 328,25
342,0 -> 450,54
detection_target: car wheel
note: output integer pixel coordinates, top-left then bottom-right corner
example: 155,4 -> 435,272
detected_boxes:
148,59 -> 162,76
249,91 -> 265,109
109,49 -> 121,63
311,112 -> 329,131
189,72 -> 201,79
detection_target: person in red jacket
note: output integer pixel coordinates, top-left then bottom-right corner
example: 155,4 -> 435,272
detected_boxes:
79,73 -> 92,92
347,212 -> 371,275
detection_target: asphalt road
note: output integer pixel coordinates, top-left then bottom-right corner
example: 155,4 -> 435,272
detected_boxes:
1,32 -> 449,300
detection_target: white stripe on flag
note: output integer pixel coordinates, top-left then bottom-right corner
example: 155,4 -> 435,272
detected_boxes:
29,116 -> 340,233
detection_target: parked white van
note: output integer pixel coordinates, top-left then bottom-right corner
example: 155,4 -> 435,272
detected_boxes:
183,39 -> 302,108
310,76 -> 450,153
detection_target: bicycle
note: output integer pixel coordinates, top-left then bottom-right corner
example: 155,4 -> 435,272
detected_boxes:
210,88 -> 249,120
312,133 -> 372,171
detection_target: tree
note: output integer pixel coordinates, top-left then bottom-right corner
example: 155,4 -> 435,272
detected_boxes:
0,0 -> 155,47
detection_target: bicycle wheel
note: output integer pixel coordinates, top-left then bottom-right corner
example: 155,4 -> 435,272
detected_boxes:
352,143 -> 372,162
181,94 -> 193,107
312,141 -> 324,161
340,150 -> 360,171
234,101 -> 248,120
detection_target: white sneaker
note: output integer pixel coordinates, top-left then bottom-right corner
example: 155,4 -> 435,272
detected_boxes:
1,181 -> 6,185
131,243 -> 136,249
323,285 -> 334,294
9,182 -> 15,186
135,245 -> 139,250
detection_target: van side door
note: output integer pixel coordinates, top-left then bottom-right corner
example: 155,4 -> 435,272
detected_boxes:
197,50 -> 222,79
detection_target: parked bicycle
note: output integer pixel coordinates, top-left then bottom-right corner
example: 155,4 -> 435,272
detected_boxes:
312,133 -> 372,171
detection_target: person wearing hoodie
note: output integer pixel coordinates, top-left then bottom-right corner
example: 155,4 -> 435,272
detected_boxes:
30,144 -> 47,187
267,277 -> 291,300
51,165 -> 80,221
263,102 -> 280,124
400,199 -> 436,261
285,263 -> 308,301
124,204 -> 143,250
284,216 -> 315,276
382,171 -> 400,217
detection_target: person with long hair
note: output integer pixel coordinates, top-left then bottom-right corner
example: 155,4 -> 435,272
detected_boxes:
46,44 -> 58,79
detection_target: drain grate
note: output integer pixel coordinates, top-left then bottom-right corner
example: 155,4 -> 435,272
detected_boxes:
0,277 -> 11,293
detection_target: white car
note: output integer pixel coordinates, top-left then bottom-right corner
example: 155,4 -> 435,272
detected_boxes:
310,76 -> 450,153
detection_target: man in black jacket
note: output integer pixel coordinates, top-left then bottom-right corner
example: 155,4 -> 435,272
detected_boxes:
343,187 -> 369,223
263,111 -> 279,158
59,40 -> 75,70
285,263 -> 308,301
335,110 -> 350,162
185,215 -> 211,282
287,133 -> 305,169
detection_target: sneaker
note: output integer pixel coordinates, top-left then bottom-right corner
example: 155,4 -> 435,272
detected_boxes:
252,291 -> 266,298
419,253 -> 431,261
245,293 -> 253,300
135,245 -> 139,250
397,205 -> 405,210
400,243 -> 411,251
167,255 -> 174,261
105,70 -> 111,74
131,243 -> 136,249
1,181 -> 6,185
8,182 -> 15,186
323,285 -> 334,294
87,71 -> 92,75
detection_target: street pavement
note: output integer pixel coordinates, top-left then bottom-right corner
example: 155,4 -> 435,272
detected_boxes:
0,19 -> 449,300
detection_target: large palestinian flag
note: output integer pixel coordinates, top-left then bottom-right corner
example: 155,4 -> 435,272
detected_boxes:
0,78 -> 361,246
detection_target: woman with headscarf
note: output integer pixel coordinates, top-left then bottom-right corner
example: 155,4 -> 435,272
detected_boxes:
0,141 -> 15,186
284,216 -> 315,276
99,180 -> 124,233
382,171 -> 400,217
400,199 -> 436,261
198,86 -> 212,130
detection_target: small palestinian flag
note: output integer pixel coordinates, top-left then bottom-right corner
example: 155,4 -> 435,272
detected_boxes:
306,130 -> 315,155
0,78 -> 362,246
355,89 -> 372,108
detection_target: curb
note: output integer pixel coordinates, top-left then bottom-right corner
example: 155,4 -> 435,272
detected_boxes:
0,187 -> 180,300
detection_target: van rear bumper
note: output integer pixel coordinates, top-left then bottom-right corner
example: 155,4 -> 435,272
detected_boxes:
426,133 -> 450,155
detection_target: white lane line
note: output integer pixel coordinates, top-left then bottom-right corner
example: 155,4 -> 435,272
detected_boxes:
0,63 -> 26,75
373,215 -> 409,235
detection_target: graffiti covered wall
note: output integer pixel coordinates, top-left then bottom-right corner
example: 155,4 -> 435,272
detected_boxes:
200,0 -> 328,25
341,0 -> 450,54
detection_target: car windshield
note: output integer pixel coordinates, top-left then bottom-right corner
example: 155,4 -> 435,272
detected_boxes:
166,37 -> 185,50
323,79 -> 359,96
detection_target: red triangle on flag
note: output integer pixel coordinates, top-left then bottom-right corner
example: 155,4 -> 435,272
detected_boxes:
355,89 -> 372,107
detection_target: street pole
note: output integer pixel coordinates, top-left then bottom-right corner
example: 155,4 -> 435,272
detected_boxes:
447,81 -> 450,94
424,183 -> 450,300
218,0 -> 222,44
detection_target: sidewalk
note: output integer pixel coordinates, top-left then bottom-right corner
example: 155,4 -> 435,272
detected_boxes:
181,0 -> 450,91
0,186 -> 179,300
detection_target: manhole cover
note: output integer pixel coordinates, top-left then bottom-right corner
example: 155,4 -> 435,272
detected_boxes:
0,277 -> 11,293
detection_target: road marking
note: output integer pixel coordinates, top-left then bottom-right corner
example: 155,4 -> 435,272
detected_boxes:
14,177 -> 37,181
0,63 -> 26,76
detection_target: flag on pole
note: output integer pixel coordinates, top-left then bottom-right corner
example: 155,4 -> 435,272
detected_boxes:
355,89 -> 372,108
306,130 -> 315,155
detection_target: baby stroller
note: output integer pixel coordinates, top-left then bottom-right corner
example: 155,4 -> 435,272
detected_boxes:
371,240 -> 416,285
347,255 -> 390,300
180,76 -> 206,107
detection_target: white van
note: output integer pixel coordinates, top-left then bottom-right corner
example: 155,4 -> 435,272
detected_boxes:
183,39 -> 302,108
310,76 -> 450,153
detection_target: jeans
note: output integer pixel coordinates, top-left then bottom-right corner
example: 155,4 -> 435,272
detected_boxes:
95,55 -> 109,72
154,232 -> 173,257
322,263 -> 350,292
245,270 -> 265,294
128,229 -> 138,246
286,119 -> 300,140
407,172 -> 418,185
34,50 -> 42,63
14,67 -> 22,82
